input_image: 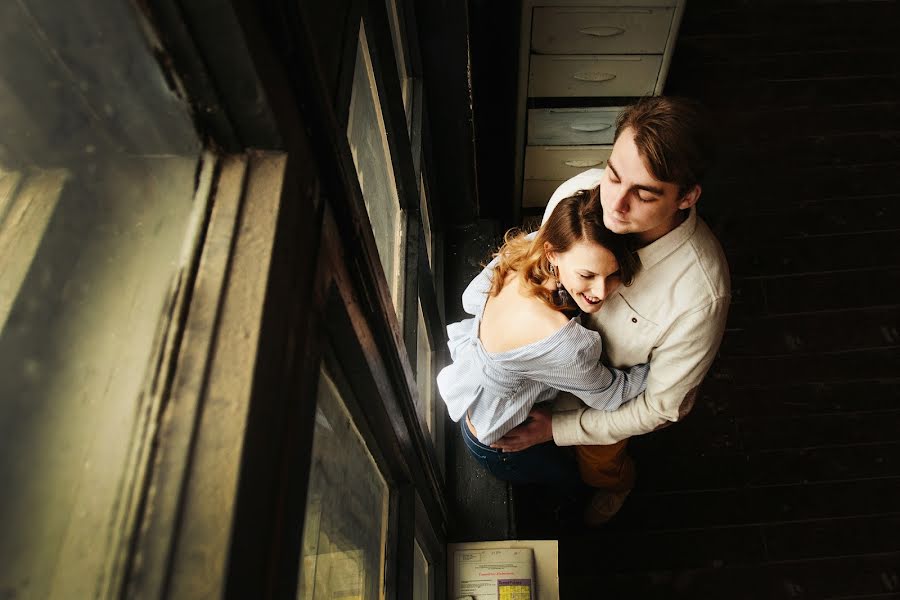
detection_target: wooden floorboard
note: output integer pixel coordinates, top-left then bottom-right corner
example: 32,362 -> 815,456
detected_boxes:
725,230 -> 900,277
715,347 -> 900,385
698,380 -> 900,417
563,553 -> 900,600
597,477 -> 900,532
718,197 -> 900,243
759,267 -> 900,314
721,104 -> 900,139
746,443 -> 900,486
764,515 -> 900,561
739,411 -> 900,451
561,525 -> 767,573
722,306 -> 900,356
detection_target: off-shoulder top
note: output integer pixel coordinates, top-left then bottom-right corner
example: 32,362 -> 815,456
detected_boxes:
436,256 -> 650,445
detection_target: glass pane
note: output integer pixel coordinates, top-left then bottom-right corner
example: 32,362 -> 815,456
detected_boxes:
298,363 -> 389,600
384,0 -> 411,125
347,24 -> 404,317
413,538 -> 430,600
419,173 -> 433,270
416,301 -> 433,434
0,1 -> 201,596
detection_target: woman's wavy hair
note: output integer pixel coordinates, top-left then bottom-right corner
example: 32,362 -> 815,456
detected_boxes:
489,187 -> 641,310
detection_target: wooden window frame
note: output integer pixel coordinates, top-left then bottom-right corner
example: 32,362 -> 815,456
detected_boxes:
304,204 -> 451,599
335,1 -> 449,481
119,0 -> 453,597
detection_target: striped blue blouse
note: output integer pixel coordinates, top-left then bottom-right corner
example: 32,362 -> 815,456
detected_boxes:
436,257 -> 650,445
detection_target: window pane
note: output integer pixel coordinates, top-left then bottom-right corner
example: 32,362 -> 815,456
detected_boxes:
419,173 -> 433,270
0,1 -> 200,596
413,538 -> 430,600
415,301 -> 433,434
384,0 -> 411,125
298,363 -> 389,600
347,24 -> 404,317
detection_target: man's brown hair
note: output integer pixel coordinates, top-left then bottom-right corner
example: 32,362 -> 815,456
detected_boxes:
615,96 -> 716,196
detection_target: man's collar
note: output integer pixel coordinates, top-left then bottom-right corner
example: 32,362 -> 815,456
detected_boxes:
635,207 -> 697,270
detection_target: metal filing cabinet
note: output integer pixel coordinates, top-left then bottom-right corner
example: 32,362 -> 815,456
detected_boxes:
514,0 -> 686,214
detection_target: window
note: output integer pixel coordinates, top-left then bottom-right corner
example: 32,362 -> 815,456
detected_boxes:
412,492 -> 442,600
0,2 -> 202,596
1,0 -> 449,596
0,168 -> 65,331
415,163 -> 446,470
419,172 -> 434,270
416,300 -> 434,433
347,24 -> 406,321
385,0 -> 412,127
413,538 -> 431,600
298,363 -> 390,600
295,3 -> 449,598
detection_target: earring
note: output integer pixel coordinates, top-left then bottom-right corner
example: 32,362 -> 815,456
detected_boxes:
549,263 -> 571,306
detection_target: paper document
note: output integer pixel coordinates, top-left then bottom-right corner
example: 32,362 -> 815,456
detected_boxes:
454,547 -> 535,600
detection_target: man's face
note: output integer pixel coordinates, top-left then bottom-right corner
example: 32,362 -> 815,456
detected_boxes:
600,127 -> 700,244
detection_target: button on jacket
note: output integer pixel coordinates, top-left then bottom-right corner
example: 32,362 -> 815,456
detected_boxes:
541,169 -> 731,446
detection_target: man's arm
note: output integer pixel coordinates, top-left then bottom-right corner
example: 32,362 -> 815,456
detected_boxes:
551,297 -> 729,446
490,404 -> 553,452
493,297 -> 728,451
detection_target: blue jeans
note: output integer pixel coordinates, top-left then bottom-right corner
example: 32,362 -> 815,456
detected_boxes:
460,419 -> 582,489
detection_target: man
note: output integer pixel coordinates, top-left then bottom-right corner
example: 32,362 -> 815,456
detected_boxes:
494,96 -> 731,525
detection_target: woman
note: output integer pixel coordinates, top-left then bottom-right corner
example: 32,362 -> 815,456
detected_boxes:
436,189 -> 648,485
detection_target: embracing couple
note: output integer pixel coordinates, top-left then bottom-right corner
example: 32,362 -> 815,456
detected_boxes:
437,96 -> 731,526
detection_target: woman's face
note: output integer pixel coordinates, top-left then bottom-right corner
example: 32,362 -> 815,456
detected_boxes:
547,240 -> 621,313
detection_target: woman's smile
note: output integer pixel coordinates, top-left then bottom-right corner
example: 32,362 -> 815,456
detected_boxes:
580,292 -> 602,306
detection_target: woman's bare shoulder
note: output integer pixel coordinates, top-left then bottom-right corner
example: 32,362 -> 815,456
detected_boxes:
518,294 -> 569,335
480,277 -> 568,352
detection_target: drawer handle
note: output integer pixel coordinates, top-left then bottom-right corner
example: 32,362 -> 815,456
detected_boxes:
573,72 -> 616,82
570,123 -> 612,132
579,26 -> 626,38
564,159 -> 605,168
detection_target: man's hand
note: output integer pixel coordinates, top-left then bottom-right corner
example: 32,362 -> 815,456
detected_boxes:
492,405 -> 554,452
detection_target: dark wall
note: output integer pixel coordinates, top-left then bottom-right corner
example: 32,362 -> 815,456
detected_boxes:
467,0 -> 521,229
415,0 -> 479,225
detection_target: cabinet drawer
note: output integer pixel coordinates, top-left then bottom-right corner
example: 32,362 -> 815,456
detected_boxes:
523,179 -> 565,208
532,7 -> 675,55
524,146 -> 611,181
522,174 -> 604,208
528,55 -> 662,97
528,107 -> 624,145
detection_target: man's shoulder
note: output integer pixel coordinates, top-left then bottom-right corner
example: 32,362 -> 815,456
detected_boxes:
683,216 -> 730,300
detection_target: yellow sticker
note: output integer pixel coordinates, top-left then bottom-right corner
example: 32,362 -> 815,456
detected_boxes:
498,582 -> 532,600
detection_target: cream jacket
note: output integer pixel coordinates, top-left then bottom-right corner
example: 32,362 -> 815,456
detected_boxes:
541,169 -> 731,445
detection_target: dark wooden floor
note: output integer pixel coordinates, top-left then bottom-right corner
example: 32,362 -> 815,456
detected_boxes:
513,1 -> 900,597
